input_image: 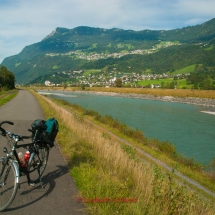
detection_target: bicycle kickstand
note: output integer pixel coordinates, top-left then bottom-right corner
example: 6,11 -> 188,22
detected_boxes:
26,174 -> 35,188
38,169 -> 46,188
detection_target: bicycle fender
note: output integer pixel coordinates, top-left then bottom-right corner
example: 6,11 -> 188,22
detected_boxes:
9,159 -> 20,184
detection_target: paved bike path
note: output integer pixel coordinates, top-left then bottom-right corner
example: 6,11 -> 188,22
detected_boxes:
0,90 -> 86,214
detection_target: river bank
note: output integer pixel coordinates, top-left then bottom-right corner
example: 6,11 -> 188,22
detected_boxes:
34,91 -> 215,214
44,89 -> 215,108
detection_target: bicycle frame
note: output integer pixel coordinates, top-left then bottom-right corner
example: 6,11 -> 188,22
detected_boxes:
2,139 -> 29,181
1,128 -> 47,185
0,120 -> 50,211
13,140 -> 47,184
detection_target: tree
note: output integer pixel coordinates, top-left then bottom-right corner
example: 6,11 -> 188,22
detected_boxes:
81,84 -> 85,90
115,78 -> 122,87
62,82 -> 67,90
169,81 -> 177,89
160,82 -> 165,88
0,66 -> 15,90
203,78 -> 213,90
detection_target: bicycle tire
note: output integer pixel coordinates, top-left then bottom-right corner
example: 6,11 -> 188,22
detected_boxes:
0,158 -> 19,211
27,145 -> 49,183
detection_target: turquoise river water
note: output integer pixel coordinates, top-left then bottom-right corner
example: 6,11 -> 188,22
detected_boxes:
39,91 -> 215,166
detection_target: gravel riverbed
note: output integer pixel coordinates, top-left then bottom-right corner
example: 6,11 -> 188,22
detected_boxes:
74,91 -> 215,108
39,89 -> 215,113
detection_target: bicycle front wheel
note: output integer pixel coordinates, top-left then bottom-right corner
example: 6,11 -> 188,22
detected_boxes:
0,158 -> 19,211
28,145 -> 49,183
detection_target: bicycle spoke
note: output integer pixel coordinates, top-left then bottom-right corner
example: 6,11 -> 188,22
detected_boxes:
28,145 -> 49,183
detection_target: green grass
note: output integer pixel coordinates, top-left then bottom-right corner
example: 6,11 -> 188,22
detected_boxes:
138,78 -> 173,85
52,65 -> 60,70
204,45 -> 214,51
142,69 -> 152,74
83,69 -> 101,76
156,41 -> 180,47
31,91 -> 215,214
0,90 -> 18,106
15,62 -> 21,67
137,78 -> 190,88
51,98 -> 215,193
169,64 -> 197,75
88,43 -> 97,50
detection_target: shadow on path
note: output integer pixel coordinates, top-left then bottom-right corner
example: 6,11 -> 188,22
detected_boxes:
5,165 -> 68,212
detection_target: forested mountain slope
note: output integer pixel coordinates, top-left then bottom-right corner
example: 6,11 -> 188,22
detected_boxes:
1,18 -> 215,84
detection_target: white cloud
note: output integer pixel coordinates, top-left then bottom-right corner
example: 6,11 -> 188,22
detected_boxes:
0,0 -> 214,63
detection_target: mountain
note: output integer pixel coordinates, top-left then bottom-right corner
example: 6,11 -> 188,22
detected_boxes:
1,18 -> 215,84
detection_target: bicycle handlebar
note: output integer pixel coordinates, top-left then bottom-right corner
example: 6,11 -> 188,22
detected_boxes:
0,121 -> 14,136
0,121 -> 31,140
0,121 -> 14,126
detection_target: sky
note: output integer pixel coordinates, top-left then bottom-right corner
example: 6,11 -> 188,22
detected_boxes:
0,0 -> 215,63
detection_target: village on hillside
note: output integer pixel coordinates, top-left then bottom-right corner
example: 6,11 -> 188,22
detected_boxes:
44,70 -> 189,89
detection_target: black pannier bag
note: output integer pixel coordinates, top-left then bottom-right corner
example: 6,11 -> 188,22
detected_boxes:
31,119 -> 46,141
31,118 -> 59,147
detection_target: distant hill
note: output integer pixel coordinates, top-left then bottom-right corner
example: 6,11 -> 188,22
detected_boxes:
1,18 -> 215,84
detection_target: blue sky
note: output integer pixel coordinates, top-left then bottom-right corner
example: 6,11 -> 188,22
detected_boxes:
0,0 -> 214,63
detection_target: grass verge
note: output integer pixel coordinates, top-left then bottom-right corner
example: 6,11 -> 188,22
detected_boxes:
43,98 -> 215,194
0,90 -> 18,106
31,90 -> 215,215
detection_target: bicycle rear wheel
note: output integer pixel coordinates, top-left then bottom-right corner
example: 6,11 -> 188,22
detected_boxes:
27,145 -> 49,183
0,158 -> 19,211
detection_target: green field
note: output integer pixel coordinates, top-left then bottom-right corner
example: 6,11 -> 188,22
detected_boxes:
155,41 -> 180,48
137,78 -> 190,89
83,69 -> 101,76
136,64 -> 197,89
204,45 -> 214,51
52,65 -> 61,70
168,64 -> 197,75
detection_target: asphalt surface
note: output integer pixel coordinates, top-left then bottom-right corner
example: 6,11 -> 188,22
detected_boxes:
0,90 -> 86,214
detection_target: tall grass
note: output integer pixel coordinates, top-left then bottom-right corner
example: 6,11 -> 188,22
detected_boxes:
61,100 -> 203,172
33,91 -> 215,214
67,101 -> 215,191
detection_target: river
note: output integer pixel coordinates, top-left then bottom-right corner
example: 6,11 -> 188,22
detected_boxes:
38,90 -> 215,166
